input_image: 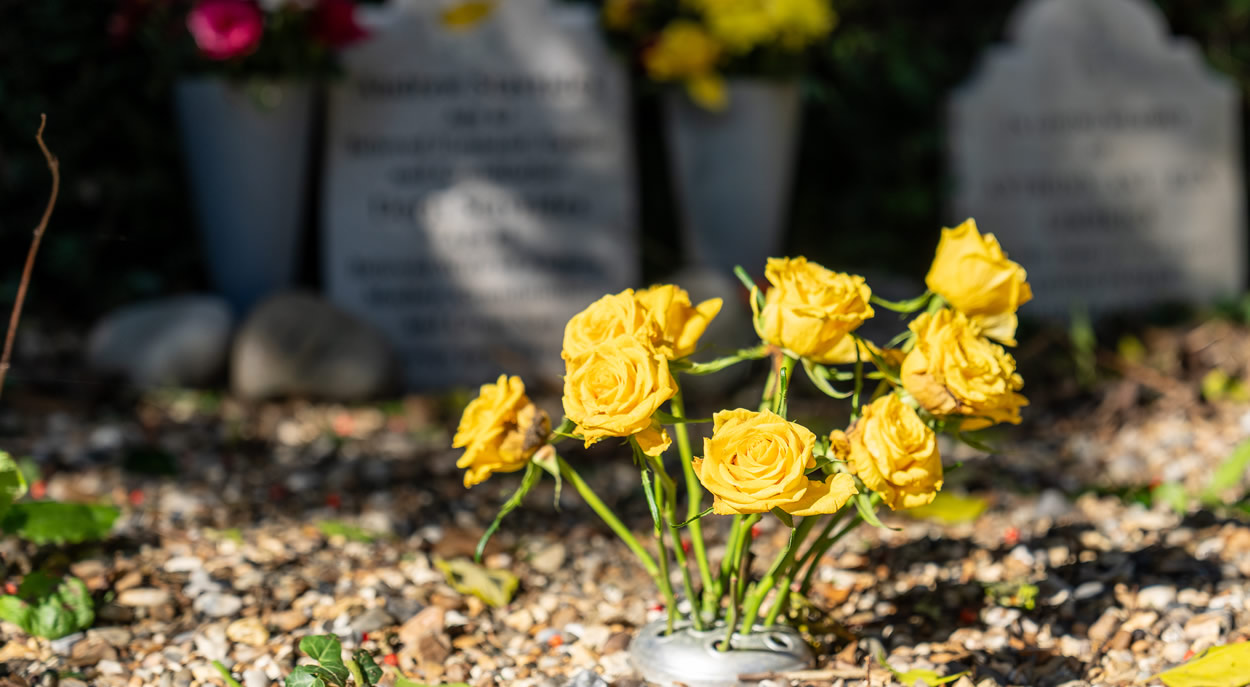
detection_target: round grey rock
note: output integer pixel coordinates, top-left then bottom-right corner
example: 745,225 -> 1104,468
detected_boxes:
231,291 -> 399,400
87,294 -> 232,388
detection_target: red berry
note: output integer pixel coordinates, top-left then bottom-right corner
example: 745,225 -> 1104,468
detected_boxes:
681,539 -> 691,554
30,481 -> 45,500
1003,526 -> 1020,546
382,654 -> 398,667
548,634 -> 564,648
650,602 -> 664,612
128,489 -> 145,507
326,492 -> 342,509
1183,649 -> 1195,662
751,524 -> 762,538
361,632 -> 369,642
4,582 -> 17,595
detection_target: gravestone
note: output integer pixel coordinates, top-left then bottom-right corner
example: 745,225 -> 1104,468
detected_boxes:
949,0 -> 1245,316
322,0 -> 636,389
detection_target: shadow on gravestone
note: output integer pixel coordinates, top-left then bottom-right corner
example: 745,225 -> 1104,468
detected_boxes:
949,0 -> 1245,318
321,0 -> 637,392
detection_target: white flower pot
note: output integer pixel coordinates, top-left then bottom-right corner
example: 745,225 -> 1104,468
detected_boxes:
664,79 -> 802,275
175,78 -> 314,314
629,619 -> 814,687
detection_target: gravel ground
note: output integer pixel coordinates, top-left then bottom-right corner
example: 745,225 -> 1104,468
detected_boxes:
3,320 -> 1250,687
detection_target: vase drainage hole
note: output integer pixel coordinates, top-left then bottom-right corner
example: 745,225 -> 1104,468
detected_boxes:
763,633 -> 794,652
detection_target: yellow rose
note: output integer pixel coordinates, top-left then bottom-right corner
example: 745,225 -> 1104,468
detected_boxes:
753,257 -> 874,363
901,310 -> 1028,429
453,375 -> 551,488
643,20 -> 722,81
562,290 -> 654,361
693,408 -> 858,515
925,219 -> 1033,345
637,284 -> 723,359
843,395 -> 943,510
601,0 -> 635,30
563,335 -> 676,456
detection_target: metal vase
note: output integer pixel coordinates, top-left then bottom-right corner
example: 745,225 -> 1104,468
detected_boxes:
663,79 -> 802,275
628,619 -> 814,687
175,78 -> 314,315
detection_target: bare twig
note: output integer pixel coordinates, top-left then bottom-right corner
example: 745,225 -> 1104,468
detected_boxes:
0,115 -> 60,400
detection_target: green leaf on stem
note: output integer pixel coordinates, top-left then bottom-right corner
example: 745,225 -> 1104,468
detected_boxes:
773,365 -> 791,418
802,359 -> 853,399
1,501 -> 120,545
639,467 -> 663,531
951,427 -> 997,453
673,506 -> 714,528
870,291 -> 933,314
770,507 -> 794,528
476,462 -> 543,562
674,346 -> 768,375
531,446 -> 562,510
853,492 -> 897,531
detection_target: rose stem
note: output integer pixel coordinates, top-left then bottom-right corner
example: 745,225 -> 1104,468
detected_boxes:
713,514 -> 744,619
644,458 -> 680,634
739,515 -> 816,633
671,388 -> 715,618
796,498 -> 878,596
646,454 -> 703,630
556,455 -> 661,586
721,514 -> 761,650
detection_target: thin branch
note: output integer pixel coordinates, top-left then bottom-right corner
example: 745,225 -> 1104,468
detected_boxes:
0,114 -> 60,400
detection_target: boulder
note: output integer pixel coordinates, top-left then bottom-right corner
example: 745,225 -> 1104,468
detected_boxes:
87,295 -> 232,388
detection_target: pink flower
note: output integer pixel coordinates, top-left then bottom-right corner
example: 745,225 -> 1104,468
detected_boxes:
187,0 -> 264,60
312,0 -> 367,48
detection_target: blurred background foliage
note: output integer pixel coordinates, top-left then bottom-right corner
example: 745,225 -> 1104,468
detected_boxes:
1,0 -> 1248,321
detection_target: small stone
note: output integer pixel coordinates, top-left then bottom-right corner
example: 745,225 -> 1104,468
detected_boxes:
350,607 -> 396,634
118,587 -> 172,607
564,668 -> 609,687
1073,582 -> 1105,600
97,660 -> 124,675
530,543 -> 567,575
503,608 -> 535,633
194,592 -> 243,618
1089,608 -> 1123,644
69,638 -> 118,666
1162,641 -> 1190,663
270,609 -> 308,632
88,627 -> 133,647
87,294 -> 232,388
602,631 -> 632,655
1138,585 -> 1177,610
231,291 -> 399,400
243,669 -> 269,687
226,618 -> 270,647
50,632 -> 85,655
164,556 -> 204,573
1184,612 -> 1230,640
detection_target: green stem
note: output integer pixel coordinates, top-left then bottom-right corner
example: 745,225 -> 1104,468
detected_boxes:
793,508 -> 850,577
557,456 -> 661,585
798,511 -> 865,595
647,454 -> 703,631
647,460 -> 679,634
672,390 -> 714,617
761,583 -> 791,627
720,514 -> 759,650
739,516 -> 816,633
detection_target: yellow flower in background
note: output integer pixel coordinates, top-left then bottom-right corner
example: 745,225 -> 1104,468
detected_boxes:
644,20 -> 722,81
925,219 -> 1032,346
753,257 -> 874,363
685,73 -> 728,110
901,310 -> 1028,429
770,0 -> 836,50
686,0 -> 836,54
563,335 -> 676,456
694,408 -> 858,515
843,395 -> 943,510
453,375 -> 551,488
440,0 -> 497,30
637,284 -> 723,359
562,289 -> 654,361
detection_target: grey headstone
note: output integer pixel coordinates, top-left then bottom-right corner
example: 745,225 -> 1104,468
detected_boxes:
322,0 -> 637,390
949,0 -> 1245,315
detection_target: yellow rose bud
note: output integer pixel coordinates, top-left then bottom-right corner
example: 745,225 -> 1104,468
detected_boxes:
925,219 -> 1033,345
637,284 -> 723,359
563,335 -> 676,456
752,257 -> 874,363
693,408 -> 858,516
901,310 -> 1028,429
562,290 -> 654,362
845,394 -> 943,510
453,375 -> 551,488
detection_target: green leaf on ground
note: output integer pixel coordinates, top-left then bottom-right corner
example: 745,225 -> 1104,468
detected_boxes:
0,573 -> 94,639
285,666 -> 327,687
212,661 -> 243,687
1155,641 -> 1250,687
877,651 -> 968,687
297,635 -> 349,686
0,452 -> 27,516
904,492 -> 989,524
1,501 -> 119,544
317,520 -> 382,544
352,650 -> 383,686
434,557 -> 519,608
1203,440 -> 1250,505
1152,482 -> 1190,515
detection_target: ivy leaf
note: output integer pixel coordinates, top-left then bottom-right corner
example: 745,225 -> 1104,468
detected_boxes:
1,501 -> 120,544
0,452 -> 27,516
352,650 -> 383,687
904,492 -> 989,524
297,635 -> 349,686
0,573 -> 94,639
1155,641 -> 1250,687
284,666 -> 327,687
434,557 -> 519,608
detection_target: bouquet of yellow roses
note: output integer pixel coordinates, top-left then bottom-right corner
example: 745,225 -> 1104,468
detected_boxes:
452,218 -> 1031,664
600,0 -> 836,109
